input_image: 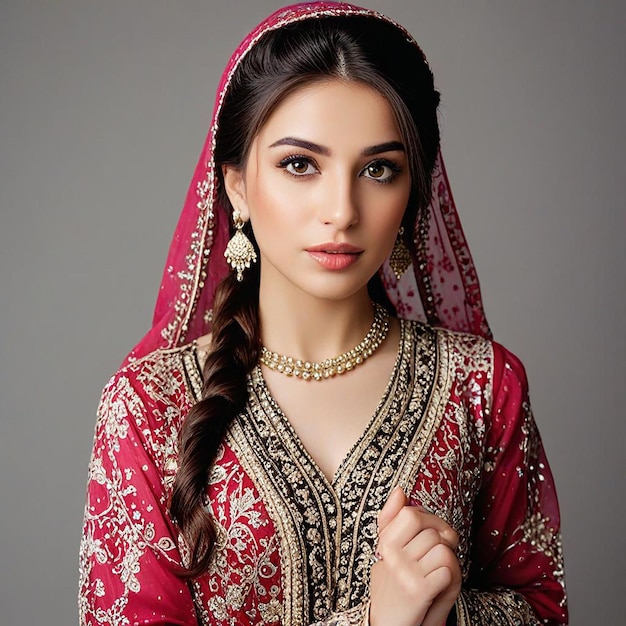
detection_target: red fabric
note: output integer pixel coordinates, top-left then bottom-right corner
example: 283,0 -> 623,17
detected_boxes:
468,344 -> 566,623
80,334 -> 567,625
79,368 -> 198,626
122,1 -> 490,368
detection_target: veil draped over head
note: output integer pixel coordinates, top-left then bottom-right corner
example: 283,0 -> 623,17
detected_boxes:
123,1 -> 491,367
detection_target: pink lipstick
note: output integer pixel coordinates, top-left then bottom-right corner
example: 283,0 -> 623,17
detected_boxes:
305,242 -> 363,271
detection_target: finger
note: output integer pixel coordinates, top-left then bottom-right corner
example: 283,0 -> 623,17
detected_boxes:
418,544 -> 459,582
423,564 -> 453,597
410,509 -> 459,551
379,505 -> 456,555
403,527 -> 442,561
377,486 -> 407,532
378,504 -> 432,554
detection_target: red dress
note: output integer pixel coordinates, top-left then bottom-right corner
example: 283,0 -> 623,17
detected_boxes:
79,4 -> 568,624
79,322 -> 567,625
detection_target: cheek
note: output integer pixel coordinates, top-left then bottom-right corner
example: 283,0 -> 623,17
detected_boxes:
248,176 -> 309,264
245,172 -> 306,244
364,185 -> 410,236
248,170 -> 303,222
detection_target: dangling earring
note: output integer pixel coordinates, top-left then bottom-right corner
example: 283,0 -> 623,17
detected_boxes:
389,226 -> 412,280
224,209 -> 257,282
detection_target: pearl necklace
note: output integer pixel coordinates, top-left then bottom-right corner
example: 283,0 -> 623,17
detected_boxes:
259,304 -> 390,381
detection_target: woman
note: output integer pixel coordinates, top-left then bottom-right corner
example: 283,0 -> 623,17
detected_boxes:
79,3 -> 567,625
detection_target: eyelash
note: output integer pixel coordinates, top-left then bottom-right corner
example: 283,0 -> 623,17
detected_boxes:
364,159 -> 403,184
278,155 -> 318,178
277,155 -> 403,184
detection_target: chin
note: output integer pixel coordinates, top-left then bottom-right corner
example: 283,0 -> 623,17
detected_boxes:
259,255 -> 383,303
288,271 -> 377,302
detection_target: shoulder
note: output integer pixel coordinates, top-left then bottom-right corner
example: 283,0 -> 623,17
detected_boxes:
102,344 -> 199,408
411,321 -> 525,377
96,343 -> 200,460
403,319 -> 493,372
402,319 -> 529,401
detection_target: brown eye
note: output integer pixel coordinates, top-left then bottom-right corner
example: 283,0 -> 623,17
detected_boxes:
367,163 -> 386,178
283,157 -> 317,176
361,160 -> 401,182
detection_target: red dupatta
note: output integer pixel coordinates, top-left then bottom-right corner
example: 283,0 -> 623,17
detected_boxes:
122,1 -> 491,368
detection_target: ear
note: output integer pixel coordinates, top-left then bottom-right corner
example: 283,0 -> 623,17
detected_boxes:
221,164 -> 250,221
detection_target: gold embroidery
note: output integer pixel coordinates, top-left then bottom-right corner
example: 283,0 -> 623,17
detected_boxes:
309,601 -> 369,626
228,321 -> 439,622
82,325 -> 565,625
456,588 -> 540,626
80,352 -> 194,625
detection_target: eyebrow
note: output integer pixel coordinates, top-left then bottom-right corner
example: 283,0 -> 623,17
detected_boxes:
362,141 -> 405,156
269,137 -> 405,156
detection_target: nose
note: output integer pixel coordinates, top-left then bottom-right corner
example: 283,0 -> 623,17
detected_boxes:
318,174 -> 359,231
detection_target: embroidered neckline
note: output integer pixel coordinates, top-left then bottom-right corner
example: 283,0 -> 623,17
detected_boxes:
250,318 -> 407,489
233,321 -> 438,620
184,320 -> 442,623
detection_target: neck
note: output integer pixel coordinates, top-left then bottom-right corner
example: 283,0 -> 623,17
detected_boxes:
258,285 -> 375,363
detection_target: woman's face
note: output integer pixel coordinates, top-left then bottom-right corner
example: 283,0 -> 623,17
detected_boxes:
223,79 -> 411,304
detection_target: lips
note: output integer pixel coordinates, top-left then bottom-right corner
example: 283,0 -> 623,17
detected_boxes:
305,242 -> 363,254
305,242 -> 363,270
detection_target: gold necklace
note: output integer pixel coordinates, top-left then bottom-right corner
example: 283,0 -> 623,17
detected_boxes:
259,303 -> 390,381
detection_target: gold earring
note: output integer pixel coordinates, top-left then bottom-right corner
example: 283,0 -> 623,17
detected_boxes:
224,210 -> 257,282
389,227 -> 412,280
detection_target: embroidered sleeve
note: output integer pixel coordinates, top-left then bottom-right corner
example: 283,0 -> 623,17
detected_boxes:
309,600 -> 369,626
78,372 -> 198,626
453,344 -> 567,626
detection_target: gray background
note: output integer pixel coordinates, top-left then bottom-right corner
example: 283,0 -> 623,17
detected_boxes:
1,1 -> 624,624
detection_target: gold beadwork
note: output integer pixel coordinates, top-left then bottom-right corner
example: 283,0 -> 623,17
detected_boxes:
224,211 -> 257,281
389,227 -> 412,280
260,304 -> 390,381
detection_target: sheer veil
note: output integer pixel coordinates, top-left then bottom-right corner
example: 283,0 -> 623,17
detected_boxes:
122,1 -> 491,367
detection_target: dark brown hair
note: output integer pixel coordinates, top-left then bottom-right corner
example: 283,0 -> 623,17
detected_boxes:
169,15 -> 441,578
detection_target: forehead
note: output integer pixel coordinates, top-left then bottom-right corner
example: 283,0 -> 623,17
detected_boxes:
257,79 -> 401,148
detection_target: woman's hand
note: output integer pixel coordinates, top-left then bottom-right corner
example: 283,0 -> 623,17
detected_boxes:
369,487 -> 462,626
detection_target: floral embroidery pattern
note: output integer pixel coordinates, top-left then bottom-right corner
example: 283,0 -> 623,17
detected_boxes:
80,326 -> 566,625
